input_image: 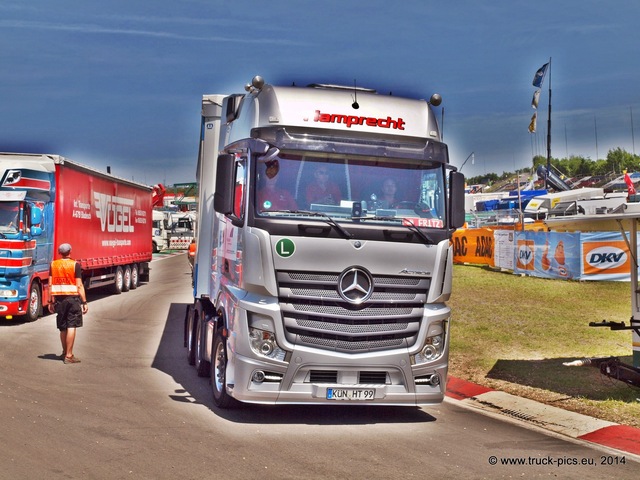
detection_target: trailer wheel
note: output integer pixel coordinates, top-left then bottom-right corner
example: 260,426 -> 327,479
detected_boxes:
130,264 -> 139,290
112,266 -> 124,294
122,266 -> 132,292
211,329 -> 235,408
24,282 -> 42,322
195,315 -> 211,377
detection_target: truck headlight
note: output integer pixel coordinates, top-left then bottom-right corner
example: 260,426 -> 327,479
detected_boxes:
0,289 -> 18,298
412,322 -> 446,365
249,327 -> 286,361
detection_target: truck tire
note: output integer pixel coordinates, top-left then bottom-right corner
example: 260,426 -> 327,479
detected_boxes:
23,282 -> 42,322
211,329 -> 235,408
112,266 -> 124,294
186,307 -> 197,365
122,266 -> 132,292
195,315 -> 211,377
130,264 -> 139,290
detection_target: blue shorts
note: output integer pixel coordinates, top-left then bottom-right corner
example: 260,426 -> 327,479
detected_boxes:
55,296 -> 83,330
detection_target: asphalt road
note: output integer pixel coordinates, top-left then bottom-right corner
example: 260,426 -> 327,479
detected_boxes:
1,253 -> 638,479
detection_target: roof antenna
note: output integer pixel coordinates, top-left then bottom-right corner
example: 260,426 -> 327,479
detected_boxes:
351,79 -> 359,109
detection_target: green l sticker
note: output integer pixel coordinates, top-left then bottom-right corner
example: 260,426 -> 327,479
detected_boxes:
275,238 -> 295,258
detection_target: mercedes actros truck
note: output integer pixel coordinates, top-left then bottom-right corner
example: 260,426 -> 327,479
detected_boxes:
185,76 -> 465,407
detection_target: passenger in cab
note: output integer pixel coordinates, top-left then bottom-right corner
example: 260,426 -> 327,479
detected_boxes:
377,178 -> 400,209
306,165 -> 342,206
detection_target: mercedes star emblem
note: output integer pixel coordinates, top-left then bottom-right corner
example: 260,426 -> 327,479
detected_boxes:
337,267 -> 374,304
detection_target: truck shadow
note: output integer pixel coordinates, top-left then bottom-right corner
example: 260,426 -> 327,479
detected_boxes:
486,357 -> 639,402
152,302 -> 437,425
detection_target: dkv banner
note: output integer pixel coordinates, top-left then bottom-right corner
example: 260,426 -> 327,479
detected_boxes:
514,231 -> 581,279
581,232 -> 634,281
514,231 -> 634,281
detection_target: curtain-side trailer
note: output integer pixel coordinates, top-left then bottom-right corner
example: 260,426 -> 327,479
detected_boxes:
0,153 -> 152,321
186,77 -> 465,407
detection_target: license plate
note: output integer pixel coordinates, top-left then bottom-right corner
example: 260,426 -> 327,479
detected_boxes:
326,388 -> 375,400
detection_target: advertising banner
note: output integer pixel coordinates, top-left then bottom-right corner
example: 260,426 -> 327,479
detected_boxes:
454,228 -> 637,282
494,230 -> 515,271
581,232 -> 632,281
514,231 -> 581,279
452,228 -> 494,266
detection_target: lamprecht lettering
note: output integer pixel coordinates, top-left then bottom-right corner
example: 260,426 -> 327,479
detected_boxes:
313,110 -> 405,130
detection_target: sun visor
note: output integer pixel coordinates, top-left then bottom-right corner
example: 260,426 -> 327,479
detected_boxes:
0,191 -> 27,201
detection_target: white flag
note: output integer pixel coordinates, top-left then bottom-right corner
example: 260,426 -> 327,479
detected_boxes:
531,90 -> 540,109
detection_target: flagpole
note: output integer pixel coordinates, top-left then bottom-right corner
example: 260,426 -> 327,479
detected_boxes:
546,57 -> 552,187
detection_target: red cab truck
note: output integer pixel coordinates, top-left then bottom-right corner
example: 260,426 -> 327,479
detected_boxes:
0,153 -> 153,321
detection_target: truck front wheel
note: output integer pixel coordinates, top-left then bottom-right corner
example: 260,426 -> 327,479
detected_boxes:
211,330 -> 235,408
24,283 -> 42,322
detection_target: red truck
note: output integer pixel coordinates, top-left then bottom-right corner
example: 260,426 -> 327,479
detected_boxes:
0,153 -> 153,321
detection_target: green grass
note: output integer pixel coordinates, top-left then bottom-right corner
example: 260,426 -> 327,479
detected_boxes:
448,264 -> 640,426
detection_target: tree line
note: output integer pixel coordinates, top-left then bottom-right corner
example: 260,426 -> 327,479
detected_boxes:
465,147 -> 640,186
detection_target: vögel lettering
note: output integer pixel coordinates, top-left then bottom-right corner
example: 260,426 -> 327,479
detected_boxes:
93,192 -> 135,233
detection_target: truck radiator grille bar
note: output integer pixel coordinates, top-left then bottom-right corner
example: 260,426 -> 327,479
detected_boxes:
277,271 -> 429,353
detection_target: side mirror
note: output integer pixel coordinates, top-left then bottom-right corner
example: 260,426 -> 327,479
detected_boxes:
30,226 -> 43,237
214,154 -> 236,215
449,171 -> 466,229
30,206 -> 43,225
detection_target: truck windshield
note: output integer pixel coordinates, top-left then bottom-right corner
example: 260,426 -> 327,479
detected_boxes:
0,201 -> 20,234
254,152 -> 446,228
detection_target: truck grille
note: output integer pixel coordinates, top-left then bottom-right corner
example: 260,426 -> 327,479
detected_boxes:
277,271 -> 429,353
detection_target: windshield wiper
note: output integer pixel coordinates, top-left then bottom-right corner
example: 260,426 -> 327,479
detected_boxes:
402,221 -> 435,245
262,209 -> 353,239
357,215 -> 435,245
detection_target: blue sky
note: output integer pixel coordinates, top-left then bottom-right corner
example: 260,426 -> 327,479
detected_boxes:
2,1 -> 639,185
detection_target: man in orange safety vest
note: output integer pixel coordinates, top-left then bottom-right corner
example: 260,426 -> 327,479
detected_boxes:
48,243 -> 88,364
188,239 -> 196,269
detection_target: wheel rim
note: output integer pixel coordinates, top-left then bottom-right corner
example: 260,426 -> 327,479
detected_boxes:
124,268 -> 131,289
214,340 -> 226,395
28,286 -> 39,318
131,265 -> 139,287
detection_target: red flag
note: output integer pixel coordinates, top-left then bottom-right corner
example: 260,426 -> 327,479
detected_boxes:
624,172 -> 636,196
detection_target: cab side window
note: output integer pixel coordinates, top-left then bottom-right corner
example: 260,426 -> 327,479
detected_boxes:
232,159 -> 246,220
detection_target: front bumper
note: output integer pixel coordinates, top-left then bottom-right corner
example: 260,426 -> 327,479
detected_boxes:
0,299 -> 25,318
226,346 -> 447,406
